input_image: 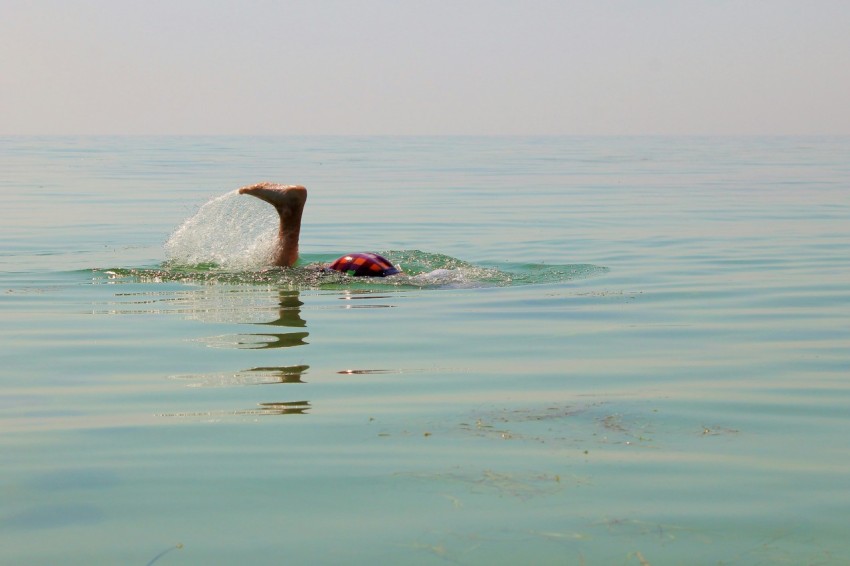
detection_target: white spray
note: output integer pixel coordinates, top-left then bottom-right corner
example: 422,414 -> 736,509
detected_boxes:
164,190 -> 278,269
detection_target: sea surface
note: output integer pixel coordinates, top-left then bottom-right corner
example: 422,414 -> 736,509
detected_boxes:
1,135 -> 848,565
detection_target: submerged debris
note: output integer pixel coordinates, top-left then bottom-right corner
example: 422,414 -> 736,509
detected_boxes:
146,543 -> 183,566
397,469 -> 574,500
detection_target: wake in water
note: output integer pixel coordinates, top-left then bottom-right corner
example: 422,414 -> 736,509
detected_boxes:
101,189 -> 606,288
101,251 -> 605,289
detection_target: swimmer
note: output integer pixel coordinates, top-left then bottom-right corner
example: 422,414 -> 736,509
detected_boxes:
238,182 -> 401,277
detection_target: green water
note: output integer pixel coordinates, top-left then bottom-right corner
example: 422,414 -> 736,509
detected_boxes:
1,136 -> 849,565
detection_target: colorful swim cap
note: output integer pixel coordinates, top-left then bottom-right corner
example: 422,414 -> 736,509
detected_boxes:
328,253 -> 401,277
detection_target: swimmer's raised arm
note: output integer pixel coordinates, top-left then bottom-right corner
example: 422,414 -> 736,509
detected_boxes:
238,183 -> 306,267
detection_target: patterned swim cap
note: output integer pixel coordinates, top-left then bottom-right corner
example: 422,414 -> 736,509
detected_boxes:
328,253 -> 401,277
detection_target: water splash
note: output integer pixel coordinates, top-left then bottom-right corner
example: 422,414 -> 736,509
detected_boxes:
164,190 -> 278,270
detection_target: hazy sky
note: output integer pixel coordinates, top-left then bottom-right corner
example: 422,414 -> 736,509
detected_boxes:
2,0 -> 849,135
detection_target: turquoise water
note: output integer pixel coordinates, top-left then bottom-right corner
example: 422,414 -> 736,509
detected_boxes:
2,136 -> 849,565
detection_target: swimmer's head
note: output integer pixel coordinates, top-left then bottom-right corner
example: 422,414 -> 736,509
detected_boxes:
328,253 -> 401,277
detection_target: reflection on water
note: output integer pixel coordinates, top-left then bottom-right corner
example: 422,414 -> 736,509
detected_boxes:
158,400 -> 312,418
232,290 -> 310,347
172,365 -> 309,387
94,285 -> 443,415
91,285 -> 449,418
89,286 -> 308,323
201,290 -> 310,412
257,290 -> 307,327
247,365 -> 309,384
338,290 -> 396,309
254,401 -> 311,415
95,288 -> 316,413
230,331 -> 309,349
161,400 -> 313,417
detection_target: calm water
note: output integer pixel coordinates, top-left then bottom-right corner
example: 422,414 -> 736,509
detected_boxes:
1,136 -> 849,565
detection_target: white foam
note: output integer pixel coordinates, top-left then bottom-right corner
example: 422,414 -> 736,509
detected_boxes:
164,190 -> 278,269
406,268 -> 481,288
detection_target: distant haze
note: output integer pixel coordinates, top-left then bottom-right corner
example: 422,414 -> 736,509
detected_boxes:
2,0 -> 849,135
